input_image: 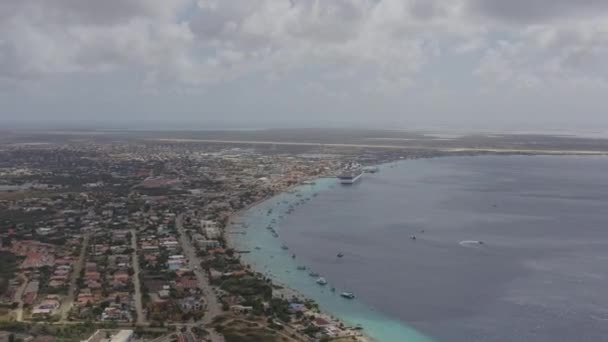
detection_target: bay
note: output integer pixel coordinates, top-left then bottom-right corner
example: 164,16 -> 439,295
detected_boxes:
236,156 -> 608,341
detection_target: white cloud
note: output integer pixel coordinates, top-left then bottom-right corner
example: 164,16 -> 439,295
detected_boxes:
1,0 -> 608,97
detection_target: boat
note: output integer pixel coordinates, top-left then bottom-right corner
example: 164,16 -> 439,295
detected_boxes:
308,271 -> 319,277
316,277 -> 328,285
337,252 -> 344,258
296,266 -> 307,271
331,287 -> 336,292
410,235 -> 416,240
340,292 -> 356,299
292,254 -> 296,259
337,162 -> 363,184
281,244 -> 289,250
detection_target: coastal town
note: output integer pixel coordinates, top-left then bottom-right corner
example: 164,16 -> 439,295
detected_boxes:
0,132 -> 445,342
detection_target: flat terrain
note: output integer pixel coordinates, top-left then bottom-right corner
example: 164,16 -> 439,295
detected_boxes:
4,128 -> 608,154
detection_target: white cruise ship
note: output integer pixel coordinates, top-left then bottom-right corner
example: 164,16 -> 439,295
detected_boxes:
337,163 -> 363,184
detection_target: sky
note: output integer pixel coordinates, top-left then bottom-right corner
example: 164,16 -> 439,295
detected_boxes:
1,0 -> 608,129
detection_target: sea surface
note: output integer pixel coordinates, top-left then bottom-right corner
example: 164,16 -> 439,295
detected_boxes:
233,156 -> 608,341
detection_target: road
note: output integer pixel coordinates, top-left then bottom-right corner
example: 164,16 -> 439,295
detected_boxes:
12,273 -> 28,322
176,214 -> 224,342
60,232 -> 89,322
130,228 -> 146,325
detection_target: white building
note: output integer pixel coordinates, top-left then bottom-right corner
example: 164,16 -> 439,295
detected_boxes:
81,330 -> 133,342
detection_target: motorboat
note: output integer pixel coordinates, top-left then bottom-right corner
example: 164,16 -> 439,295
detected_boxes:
340,292 -> 355,299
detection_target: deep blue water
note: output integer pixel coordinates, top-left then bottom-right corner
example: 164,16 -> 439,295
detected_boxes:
235,156 -> 608,341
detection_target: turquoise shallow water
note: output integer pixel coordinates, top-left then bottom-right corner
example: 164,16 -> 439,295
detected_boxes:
233,177 -> 432,342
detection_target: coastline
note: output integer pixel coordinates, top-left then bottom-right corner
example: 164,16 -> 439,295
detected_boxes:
226,177 -> 374,342
225,170 -> 436,342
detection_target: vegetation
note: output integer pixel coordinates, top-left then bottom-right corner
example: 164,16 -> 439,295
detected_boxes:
0,252 -> 19,296
220,276 -> 272,300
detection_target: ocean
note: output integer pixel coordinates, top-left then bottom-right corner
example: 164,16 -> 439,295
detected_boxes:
233,156 -> 608,341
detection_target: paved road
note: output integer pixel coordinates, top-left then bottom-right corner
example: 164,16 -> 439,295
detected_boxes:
176,214 -> 224,342
13,273 -> 28,322
60,232 -> 90,322
131,228 -> 146,325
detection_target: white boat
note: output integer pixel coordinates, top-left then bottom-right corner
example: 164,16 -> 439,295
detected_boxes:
316,277 -> 328,285
340,292 -> 355,299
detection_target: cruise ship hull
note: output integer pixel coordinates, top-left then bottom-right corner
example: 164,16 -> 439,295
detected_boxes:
338,172 -> 362,184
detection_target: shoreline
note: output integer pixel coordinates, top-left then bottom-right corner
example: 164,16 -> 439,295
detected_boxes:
226,176 -> 373,342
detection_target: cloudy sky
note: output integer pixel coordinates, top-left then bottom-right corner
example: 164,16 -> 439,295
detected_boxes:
1,0 -> 607,129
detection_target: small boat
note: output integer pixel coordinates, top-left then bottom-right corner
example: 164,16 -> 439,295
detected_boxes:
281,244 -> 289,250
308,271 -> 319,277
337,252 -> 344,258
292,254 -> 296,259
254,246 -> 261,250
341,292 -> 355,299
330,287 -> 336,292
410,235 -> 416,240
316,277 -> 328,286
296,266 -> 307,271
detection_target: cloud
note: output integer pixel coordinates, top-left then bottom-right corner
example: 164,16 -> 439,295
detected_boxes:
1,0 -> 608,96
468,0 -> 608,24
0,0 -> 193,81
